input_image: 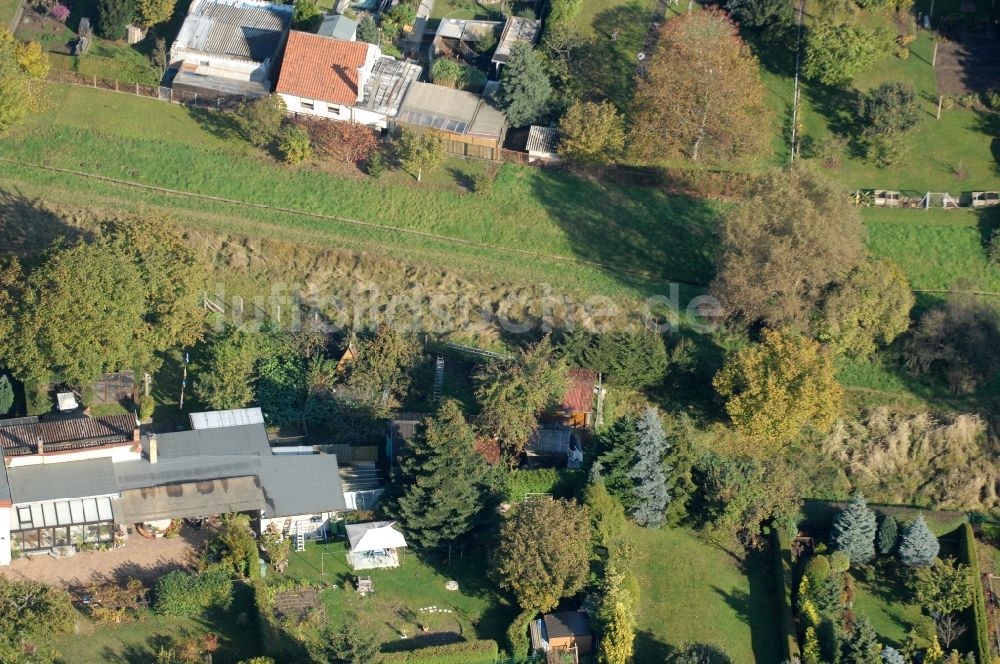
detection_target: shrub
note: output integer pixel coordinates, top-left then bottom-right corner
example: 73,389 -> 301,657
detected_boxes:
236,95 -> 287,148
357,15 -> 378,44
503,468 -> 586,503
292,0 -> 321,29
50,4 -> 70,21
858,82 -> 919,137
367,149 -> 386,177
379,639 -> 499,663
298,117 -> 377,165
154,565 -> 233,616
97,0 -> 135,40
803,21 -> 890,86
877,514 -> 898,555
138,394 -> 155,420
984,89 -> 1000,110
803,555 -> 831,585
506,609 -> 534,658
829,550 -> 850,573
278,124 -> 312,165
86,578 -> 146,625
472,169 -> 494,196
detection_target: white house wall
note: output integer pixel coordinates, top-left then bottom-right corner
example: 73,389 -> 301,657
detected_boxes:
279,94 -> 389,129
7,444 -> 141,468
0,507 -> 11,566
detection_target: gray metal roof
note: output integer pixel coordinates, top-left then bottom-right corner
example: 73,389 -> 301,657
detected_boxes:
154,425 -> 271,459
7,458 -> 119,503
360,57 -> 422,117
118,477 -> 265,523
173,0 -> 292,62
317,14 -> 357,40
492,17 -> 540,65
190,407 -> 265,430
259,454 -> 346,517
543,611 -> 591,639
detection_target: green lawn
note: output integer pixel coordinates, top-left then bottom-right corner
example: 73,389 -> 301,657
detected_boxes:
0,0 -> 20,28
0,83 -> 718,303
429,0 -> 501,21
283,540 -> 518,650
48,583 -> 260,663
630,525 -> 783,662
850,570 -> 926,649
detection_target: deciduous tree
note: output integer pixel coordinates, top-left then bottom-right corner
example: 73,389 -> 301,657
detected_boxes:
0,32 -> 48,132
496,42 -> 551,127
557,101 -> 625,166
308,621 -> 378,664
278,123 -> 312,164
389,401 -> 484,548
713,329 -> 842,451
235,94 -> 287,148
802,20 -> 890,86
711,167 -> 866,329
816,258 -> 913,357
630,9 -> 770,164
0,375 -> 12,416
397,128 -> 446,182
904,298 -> 1000,395
832,494 -> 878,564
475,337 -> 567,458
494,498 -> 590,612
899,516 -> 939,568
346,326 -> 420,416
136,0 -> 175,27
194,326 -> 262,410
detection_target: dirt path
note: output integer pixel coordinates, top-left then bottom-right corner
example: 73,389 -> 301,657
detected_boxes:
0,529 -> 211,591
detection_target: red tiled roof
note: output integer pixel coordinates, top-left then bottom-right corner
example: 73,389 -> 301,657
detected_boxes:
276,31 -> 372,106
562,368 -> 597,413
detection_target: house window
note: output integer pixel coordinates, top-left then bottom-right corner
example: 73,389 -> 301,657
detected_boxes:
301,99 -> 315,110
17,507 -> 31,529
326,103 -> 340,114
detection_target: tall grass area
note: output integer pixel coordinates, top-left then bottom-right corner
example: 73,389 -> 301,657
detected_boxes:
0,84 -> 720,301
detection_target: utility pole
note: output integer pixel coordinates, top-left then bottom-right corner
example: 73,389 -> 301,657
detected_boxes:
790,0 -> 805,164
178,352 -> 189,410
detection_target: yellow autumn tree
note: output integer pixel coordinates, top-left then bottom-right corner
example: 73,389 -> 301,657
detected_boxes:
713,329 -> 842,453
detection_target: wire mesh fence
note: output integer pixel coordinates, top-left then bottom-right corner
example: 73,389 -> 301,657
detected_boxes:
46,70 -> 254,112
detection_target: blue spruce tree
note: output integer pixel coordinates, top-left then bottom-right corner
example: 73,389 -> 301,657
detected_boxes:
629,408 -> 671,528
833,494 -> 878,564
881,646 -> 905,664
898,515 -> 939,568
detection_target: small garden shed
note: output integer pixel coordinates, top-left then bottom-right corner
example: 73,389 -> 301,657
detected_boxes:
530,611 -> 593,656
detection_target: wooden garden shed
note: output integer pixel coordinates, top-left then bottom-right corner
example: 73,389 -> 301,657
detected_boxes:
530,611 -> 593,656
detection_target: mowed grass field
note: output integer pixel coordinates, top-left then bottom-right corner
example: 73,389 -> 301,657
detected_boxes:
0,84 -> 720,301
630,525 -> 783,662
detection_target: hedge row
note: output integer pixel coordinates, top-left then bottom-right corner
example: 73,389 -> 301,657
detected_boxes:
773,528 -> 800,662
957,523 -> 992,664
378,639 -> 499,664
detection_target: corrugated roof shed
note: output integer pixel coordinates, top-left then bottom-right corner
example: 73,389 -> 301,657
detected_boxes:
359,57 -> 422,116
173,0 -> 292,62
526,125 -> 559,154
0,414 -> 136,456
276,31 -> 374,105
7,458 -> 119,503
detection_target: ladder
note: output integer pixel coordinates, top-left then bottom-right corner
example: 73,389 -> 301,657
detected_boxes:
433,356 -> 444,402
294,523 -> 305,553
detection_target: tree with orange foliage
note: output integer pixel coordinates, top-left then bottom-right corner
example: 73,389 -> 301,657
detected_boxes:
630,9 -> 770,164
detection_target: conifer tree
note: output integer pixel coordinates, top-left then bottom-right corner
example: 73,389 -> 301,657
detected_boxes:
629,408 -> 670,528
880,646 -> 905,664
847,616 -> 883,664
495,43 -> 551,127
899,516 -> 939,568
585,465 -> 626,553
390,400 -> 483,548
877,514 -> 898,556
833,494 -> 878,564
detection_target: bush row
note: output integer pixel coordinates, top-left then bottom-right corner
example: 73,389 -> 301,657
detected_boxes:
957,523 -> 992,664
773,528 -> 800,662
378,639 -> 499,664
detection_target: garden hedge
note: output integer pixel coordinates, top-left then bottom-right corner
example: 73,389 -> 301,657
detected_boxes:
504,469 -> 585,503
773,528 -> 800,662
378,639 -> 499,663
957,523 -> 992,664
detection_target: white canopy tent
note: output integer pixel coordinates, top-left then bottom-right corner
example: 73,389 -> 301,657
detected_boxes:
345,521 -> 407,570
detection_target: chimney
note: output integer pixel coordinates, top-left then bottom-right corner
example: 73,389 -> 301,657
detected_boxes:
36,436 -> 44,456
148,433 -> 158,464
